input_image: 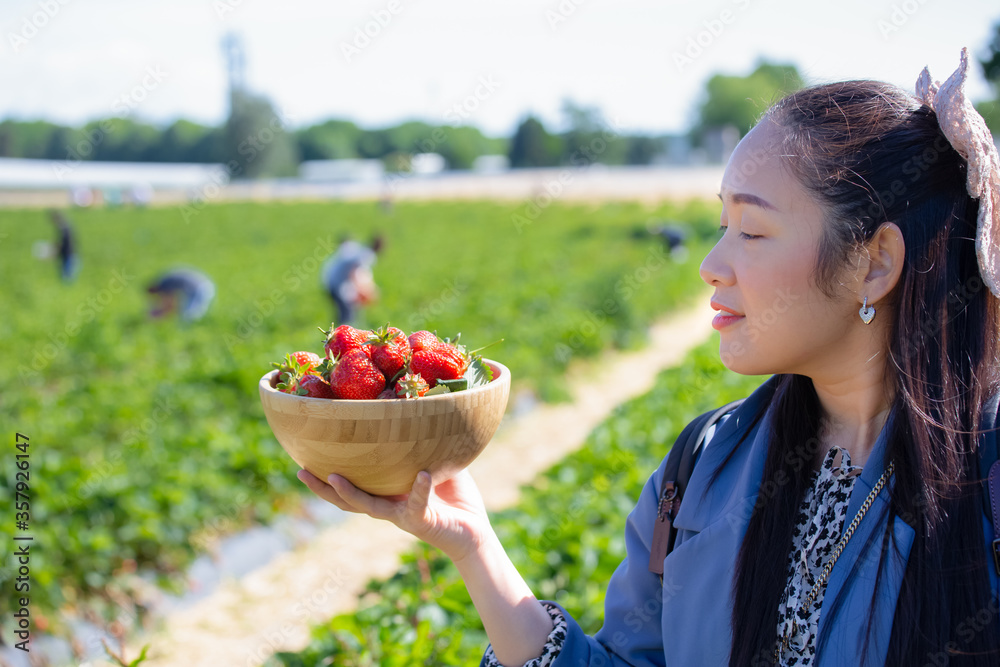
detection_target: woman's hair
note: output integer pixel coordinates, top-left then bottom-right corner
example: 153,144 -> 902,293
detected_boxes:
727,80 -> 1000,666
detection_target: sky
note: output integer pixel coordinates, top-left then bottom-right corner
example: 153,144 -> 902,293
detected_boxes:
1,0 -> 998,137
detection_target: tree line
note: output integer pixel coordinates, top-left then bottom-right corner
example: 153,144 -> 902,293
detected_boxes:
3,27 -> 998,180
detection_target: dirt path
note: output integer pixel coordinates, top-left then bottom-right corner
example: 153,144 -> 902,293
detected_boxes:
124,294 -> 717,667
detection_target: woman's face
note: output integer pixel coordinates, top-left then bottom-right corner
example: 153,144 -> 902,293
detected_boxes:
699,119 -> 861,378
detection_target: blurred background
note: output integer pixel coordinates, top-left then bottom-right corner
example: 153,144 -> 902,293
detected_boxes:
0,0 -> 997,202
2,1 -> 999,666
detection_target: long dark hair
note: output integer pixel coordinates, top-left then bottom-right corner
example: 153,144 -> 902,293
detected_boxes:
728,81 -> 1000,665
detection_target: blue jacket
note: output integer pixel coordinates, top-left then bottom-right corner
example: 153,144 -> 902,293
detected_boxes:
536,378 -> 1000,666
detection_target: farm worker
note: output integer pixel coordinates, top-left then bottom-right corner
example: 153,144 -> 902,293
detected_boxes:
320,235 -> 383,326
297,49 -> 1000,665
49,209 -> 79,282
652,222 -> 687,255
146,268 -> 216,322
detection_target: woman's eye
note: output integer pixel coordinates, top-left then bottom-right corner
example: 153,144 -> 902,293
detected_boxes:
718,225 -> 761,240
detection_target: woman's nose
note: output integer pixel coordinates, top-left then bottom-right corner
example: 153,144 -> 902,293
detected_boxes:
699,239 -> 735,287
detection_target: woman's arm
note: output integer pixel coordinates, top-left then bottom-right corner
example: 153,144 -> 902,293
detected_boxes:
297,468 -> 552,666
452,530 -> 554,666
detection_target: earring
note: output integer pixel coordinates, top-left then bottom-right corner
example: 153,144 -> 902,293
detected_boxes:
859,297 -> 876,325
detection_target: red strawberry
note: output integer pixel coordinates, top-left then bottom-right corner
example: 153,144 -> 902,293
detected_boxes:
272,351 -> 321,389
321,324 -> 371,360
409,343 -> 468,387
394,372 -> 429,398
367,325 -> 411,379
275,358 -> 335,398
272,351 -> 321,381
328,348 -> 386,400
290,350 -> 321,372
408,330 -> 439,352
296,374 -> 335,399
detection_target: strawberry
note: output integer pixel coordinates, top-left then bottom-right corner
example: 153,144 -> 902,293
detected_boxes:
321,324 -> 371,360
296,374 -> 336,399
272,352 -> 321,389
409,343 -> 468,387
367,325 -> 411,379
271,351 -> 321,383
289,350 -> 321,372
275,358 -> 335,398
407,330 -> 439,353
394,372 -> 429,398
328,348 -> 386,400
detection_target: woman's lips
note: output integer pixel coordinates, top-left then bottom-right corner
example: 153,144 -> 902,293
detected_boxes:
711,313 -> 745,330
710,301 -> 745,330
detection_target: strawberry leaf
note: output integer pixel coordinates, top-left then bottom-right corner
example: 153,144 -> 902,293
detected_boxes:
464,355 -> 493,388
424,384 -> 451,396
437,378 -> 469,392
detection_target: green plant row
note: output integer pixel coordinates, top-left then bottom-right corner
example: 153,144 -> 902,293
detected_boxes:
269,341 -> 765,666
0,199 -> 718,629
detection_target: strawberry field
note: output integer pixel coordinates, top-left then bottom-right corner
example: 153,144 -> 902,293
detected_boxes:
0,198 -> 719,636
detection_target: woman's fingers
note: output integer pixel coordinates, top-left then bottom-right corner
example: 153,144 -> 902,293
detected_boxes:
404,471 -> 433,519
298,469 -> 404,520
296,469 -> 355,512
326,474 -> 403,521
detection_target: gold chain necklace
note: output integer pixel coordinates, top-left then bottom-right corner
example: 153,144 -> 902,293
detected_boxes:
773,461 -> 895,663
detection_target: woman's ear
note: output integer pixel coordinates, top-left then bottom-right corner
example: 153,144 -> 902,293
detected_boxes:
857,222 -> 906,302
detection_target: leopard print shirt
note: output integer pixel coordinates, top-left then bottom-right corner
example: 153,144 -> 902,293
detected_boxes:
481,602 -> 568,667
774,446 -> 863,665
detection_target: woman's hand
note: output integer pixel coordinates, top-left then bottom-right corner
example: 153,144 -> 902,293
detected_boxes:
297,468 -> 492,562
301,468 -> 556,663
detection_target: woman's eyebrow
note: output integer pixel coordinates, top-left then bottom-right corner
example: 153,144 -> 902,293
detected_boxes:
717,191 -> 778,211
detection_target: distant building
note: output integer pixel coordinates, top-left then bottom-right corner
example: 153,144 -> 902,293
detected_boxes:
299,159 -> 385,183
472,155 -> 509,173
0,157 -> 228,193
409,153 -> 446,175
702,125 -> 741,165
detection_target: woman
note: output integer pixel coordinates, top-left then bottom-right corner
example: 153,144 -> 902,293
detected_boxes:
297,49 -> 1000,666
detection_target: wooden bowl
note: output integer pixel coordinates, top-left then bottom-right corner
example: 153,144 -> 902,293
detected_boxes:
258,359 -> 511,496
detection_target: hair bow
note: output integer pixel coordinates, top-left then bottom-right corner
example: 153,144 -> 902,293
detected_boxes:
916,47 -> 1000,299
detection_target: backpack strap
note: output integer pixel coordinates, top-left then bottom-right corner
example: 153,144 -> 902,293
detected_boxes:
649,399 -> 745,576
981,389 -> 1000,575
